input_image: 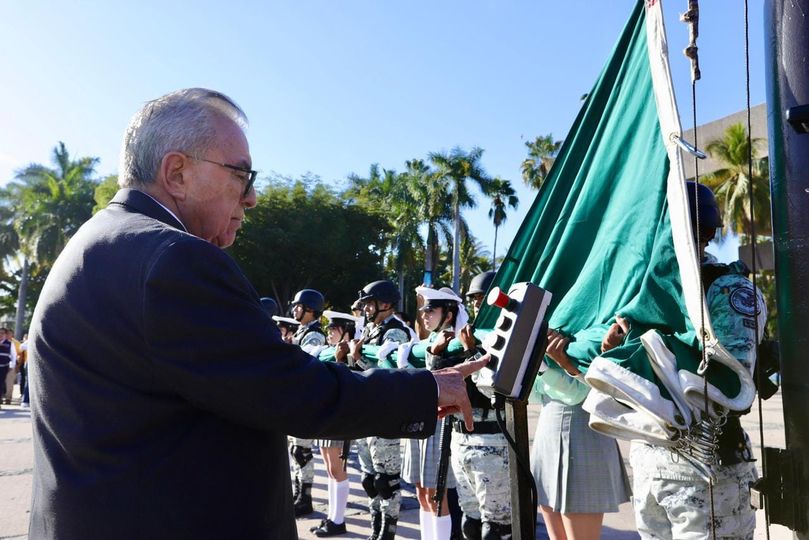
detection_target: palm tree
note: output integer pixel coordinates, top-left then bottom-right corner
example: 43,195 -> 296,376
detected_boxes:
429,147 -> 494,292
487,177 -> 519,269
521,134 -> 561,190
93,174 -> 120,213
2,142 -> 98,334
436,228 -> 491,294
402,159 -> 452,285
459,231 -> 491,293
345,165 -> 422,308
702,123 -> 771,241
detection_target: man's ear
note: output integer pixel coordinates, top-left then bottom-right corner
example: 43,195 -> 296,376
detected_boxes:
160,152 -> 190,201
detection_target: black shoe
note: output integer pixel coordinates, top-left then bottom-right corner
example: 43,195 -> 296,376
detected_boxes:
310,518 -> 327,532
378,515 -> 397,540
367,511 -> 382,540
314,519 -> 347,537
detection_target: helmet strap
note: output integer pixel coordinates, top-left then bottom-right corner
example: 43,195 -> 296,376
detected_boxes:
372,301 -> 394,324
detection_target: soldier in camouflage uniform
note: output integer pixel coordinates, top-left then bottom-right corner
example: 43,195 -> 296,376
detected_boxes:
338,280 -> 411,540
464,271 -> 495,318
288,288 -> 327,517
630,182 -> 766,540
449,275 -> 512,540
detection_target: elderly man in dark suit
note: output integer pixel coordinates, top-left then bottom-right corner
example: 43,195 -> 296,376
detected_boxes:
28,88 -> 485,540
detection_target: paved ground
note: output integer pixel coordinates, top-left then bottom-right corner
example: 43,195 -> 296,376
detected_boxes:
0,384 -> 795,539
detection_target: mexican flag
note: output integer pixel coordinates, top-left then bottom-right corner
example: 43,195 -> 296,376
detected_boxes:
475,0 -> 757,443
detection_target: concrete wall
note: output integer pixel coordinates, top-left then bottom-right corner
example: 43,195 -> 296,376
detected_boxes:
681,103 -> 768,178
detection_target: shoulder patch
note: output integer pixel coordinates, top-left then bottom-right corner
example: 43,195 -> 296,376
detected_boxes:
729,286 -> 758,317
742,318 -> 757,330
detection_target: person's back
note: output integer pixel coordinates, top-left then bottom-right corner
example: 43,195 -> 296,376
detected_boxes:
30,192 -> 298,539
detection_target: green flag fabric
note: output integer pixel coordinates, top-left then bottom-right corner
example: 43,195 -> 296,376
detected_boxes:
475,0 -> 757,433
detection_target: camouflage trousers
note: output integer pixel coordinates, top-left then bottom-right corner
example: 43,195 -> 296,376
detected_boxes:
630,442 -> 757,540
289,436 -> 315,485
356,436 -> 402,518
450,430 -> 511,526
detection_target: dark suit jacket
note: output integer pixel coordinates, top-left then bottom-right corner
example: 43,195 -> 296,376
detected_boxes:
29,189 -> 437,539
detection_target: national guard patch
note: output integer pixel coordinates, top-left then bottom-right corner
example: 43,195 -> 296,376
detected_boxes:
730,286 -> 758,316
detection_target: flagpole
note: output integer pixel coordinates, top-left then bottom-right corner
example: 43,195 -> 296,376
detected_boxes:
764,0 -> 809,534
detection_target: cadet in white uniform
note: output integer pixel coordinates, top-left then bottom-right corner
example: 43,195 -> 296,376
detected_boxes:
311,310 -> 363,537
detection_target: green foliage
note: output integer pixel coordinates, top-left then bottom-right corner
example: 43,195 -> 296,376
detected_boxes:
755,270 -> 778,337
1,142 -> 99,331
0,262 -> 47,329
702,123 -> 771,241
229,175 -> 389,311
436,231 -> 491,294
429,147 -> 494,212
401,158 -> 453,277
344,165 -> 424,284
6,142 -> 98,265
94,175 -> 120,213
429,146 -> 494,291
521,134 -> 561,190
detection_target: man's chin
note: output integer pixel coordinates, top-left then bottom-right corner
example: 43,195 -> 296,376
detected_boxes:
212,232 -> 238,248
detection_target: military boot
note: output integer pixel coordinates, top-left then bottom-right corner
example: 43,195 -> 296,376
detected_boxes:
291,476 -> 300,500
366,511 -> 382,540
378,514 -> 397,540
293,482 -> 313,517
481,521 -> 511,540
461,515 -> 482,540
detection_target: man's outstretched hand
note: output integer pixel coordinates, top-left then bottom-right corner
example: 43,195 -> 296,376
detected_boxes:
432,354 -> 490,431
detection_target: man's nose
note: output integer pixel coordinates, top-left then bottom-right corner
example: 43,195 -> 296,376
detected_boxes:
243,186 -> 258,209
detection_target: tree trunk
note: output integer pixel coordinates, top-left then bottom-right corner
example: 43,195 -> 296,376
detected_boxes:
14,258 -> 30,338
397,272 -> 405,312
452,201 -> 461,293
493,224 -> 499,271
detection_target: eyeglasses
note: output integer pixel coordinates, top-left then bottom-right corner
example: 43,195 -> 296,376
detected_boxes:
184,154 -> 257,197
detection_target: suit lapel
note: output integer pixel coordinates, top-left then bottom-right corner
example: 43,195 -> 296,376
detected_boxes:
109,189 -> 186,232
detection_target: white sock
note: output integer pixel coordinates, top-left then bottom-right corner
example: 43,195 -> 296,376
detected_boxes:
433,514 -> 452,540
333,479 -> 349,525
326,478 -> 336,521
420,510 -> 434,540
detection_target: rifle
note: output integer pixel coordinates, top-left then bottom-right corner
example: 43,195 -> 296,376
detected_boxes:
339,439 -> 351,471
432,416 -> 454,515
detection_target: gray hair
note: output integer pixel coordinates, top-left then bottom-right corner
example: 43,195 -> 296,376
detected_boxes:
118,88 -> 248,188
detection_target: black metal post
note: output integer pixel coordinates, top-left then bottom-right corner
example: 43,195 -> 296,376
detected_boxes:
505,398 -> 534,539
764,0 -> 809,534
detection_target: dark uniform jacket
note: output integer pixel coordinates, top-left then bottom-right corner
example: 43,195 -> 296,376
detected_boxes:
28,189 -> 437,539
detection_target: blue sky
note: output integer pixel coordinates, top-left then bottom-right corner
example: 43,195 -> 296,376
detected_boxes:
1,1 -> 763,263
